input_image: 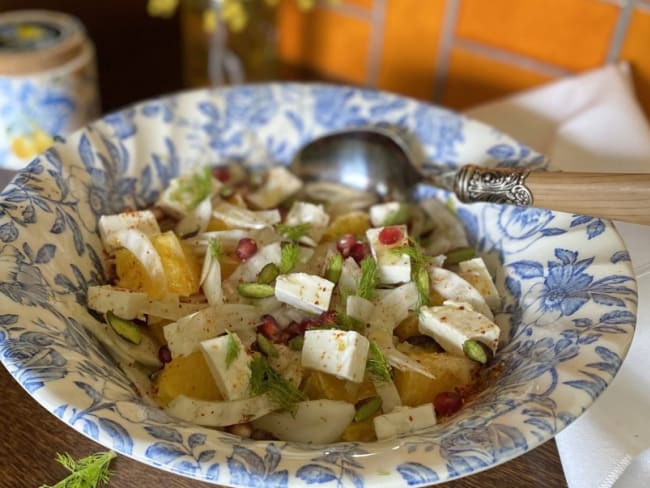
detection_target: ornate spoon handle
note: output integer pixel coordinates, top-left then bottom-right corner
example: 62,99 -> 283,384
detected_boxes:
453,165 -> 650,225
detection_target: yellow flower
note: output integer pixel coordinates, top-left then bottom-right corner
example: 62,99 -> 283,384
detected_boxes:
147,0 -> 180,18
203,9 -> 218,33
222,0 -> 249,32
10,129 -> 54,160
147,0 -> 336,33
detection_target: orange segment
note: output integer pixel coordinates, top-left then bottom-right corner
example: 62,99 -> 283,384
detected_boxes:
206,217 -> 232,231
341,417 -> 377,442
115,231 -> 202,297
393,343 -> 479,407
394,314 -> 419,342
322,211 -> 370,241
303,370 -> 376,403
153,350 -> 223,407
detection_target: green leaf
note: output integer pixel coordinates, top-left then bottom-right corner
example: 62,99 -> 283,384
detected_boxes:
366,340 -> 391,383
208,237 -> 222,259
279,242 -> 300,274
276,223 -> 311,242
249,354 -> 306,413
357,257 -> 378,300
225,331 -> 240,368
170,166 -> 213,211
40,451 -> 116,488
392,240 -> 431,308
392,239 -> 430,269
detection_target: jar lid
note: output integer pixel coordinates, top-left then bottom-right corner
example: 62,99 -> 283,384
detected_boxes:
0,10 -> 87,76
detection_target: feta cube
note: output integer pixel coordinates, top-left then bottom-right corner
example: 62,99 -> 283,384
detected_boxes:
200,333 -> 252,401
418,302 -> 500,358
99,210 -> 161,252
369,202 -> 402,227
302,329 -> 370,382
457,257 -> 500,310
274,272 -> 335,314
285,201 -> 331,243
373,404 -> 437,440
366,225 -> 411,284
246,166 -> 303,209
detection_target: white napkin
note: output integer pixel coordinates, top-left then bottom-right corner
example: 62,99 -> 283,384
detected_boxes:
464,62 -> 650,488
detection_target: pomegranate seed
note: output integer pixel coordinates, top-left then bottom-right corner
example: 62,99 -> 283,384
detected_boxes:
256,315 -> 282,342
301,318 -> 320,330
336,234 -> 357,258
158,345 -> 172,364
378,226 -> 403,245
319,310 -> 338,327
212,166 -> 230,182
235,238 -> 258,261
284,321 -> 304,338
350,242 -> 369,263
434,391 -> 464,417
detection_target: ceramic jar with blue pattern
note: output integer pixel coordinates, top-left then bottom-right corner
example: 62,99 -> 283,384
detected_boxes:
0,10 -> 100,170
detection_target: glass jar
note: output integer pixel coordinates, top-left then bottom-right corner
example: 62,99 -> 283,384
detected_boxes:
180,0 -> 279,87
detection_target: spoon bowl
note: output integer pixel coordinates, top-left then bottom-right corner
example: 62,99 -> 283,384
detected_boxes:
291,127 -> 650,225
291,127 -> 422,201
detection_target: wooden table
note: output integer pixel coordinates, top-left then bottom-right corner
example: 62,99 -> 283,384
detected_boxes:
0,365 -> 567,487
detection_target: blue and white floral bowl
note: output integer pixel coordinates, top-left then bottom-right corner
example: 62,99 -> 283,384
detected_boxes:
0,83 -> 637,487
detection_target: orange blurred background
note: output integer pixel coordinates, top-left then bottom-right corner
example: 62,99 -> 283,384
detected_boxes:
276,0 -> 650,118
1,0 -> 649,120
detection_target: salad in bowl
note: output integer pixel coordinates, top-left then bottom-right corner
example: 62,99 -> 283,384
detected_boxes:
0,83 -> 636,487
87,163 -> 503,444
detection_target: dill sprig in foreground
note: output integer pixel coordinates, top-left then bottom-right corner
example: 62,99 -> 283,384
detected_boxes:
40,451 -> 116,488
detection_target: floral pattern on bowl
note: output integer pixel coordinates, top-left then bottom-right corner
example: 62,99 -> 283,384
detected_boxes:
0,83 -> 637,487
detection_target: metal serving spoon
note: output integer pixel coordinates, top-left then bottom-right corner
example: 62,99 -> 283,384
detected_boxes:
290,127 -> 650,225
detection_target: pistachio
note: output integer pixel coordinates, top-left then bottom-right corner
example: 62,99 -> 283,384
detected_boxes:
237,283 -> 275,298
288,336 -> 304,351
257,262 -> 280,285
256,333 -> 279,358
445,247 -> 476,265
106,311 -> 142,344
354,396 -> 383,422
325,253 -> 343,284
462,339 -> 490,364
